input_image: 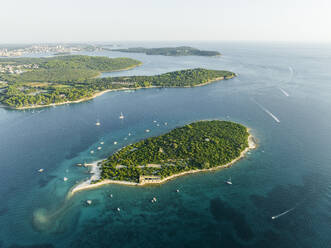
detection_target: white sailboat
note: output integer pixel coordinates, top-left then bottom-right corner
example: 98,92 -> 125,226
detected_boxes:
226,177 -> 232,185
119,112 -> 124,119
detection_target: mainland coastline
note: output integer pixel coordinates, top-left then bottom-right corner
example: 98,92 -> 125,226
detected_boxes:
69,126 -> 256,197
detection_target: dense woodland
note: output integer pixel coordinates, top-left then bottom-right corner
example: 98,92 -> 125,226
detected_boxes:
110,46 -> 221,56
100,120 -> 249,183
0,55 -> 235,108
0,55 -> 141,107
0,55 -> 141,83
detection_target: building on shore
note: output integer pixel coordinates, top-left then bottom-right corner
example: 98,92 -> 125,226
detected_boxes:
139,175 -> 161,184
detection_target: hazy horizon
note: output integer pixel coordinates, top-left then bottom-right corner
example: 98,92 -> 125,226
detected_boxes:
1,0 -> 330,43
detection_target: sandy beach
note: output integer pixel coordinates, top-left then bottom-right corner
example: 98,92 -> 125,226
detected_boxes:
69,132 -> 256,196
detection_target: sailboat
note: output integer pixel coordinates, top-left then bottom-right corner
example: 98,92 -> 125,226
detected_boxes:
119,112 -> 124,119
226,177 -> 232,185
95,121 -> 101,126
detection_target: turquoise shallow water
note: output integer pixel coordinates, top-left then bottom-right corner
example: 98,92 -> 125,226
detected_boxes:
1,42 -> 331,247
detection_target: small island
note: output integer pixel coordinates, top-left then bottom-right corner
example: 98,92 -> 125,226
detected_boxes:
71,121 -> 256,194
109,46 -> 221,57
0,57 -> 235,109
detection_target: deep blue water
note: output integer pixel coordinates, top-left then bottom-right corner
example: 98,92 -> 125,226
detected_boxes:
1,42 -> 331,248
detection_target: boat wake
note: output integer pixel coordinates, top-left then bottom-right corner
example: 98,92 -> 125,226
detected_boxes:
252,99 -> 280,123
288,66 -> 294,82
279,87 -> 290,97
271,207 -> 295,220
275,66 -> 293,97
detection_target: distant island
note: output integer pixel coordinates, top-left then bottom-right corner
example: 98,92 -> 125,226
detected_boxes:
0,55 -> 235,109
109,46 -> 221,57
71,120 -> 256,194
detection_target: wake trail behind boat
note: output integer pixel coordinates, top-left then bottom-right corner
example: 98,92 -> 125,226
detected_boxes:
271,207 -> 295,220
251,99 -> 280,123
288,66 -> 294,82
279,87 -> 290,97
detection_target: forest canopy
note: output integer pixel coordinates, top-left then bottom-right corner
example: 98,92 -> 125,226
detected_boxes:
100,120 -> 249,183
109,46 -> 221,57
0,61 -> 235,108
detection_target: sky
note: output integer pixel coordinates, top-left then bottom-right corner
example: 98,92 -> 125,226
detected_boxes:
1,0 -> 330,43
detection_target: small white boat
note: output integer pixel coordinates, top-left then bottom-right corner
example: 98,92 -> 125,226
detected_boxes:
145,129 -> 150,133
119,112 -> 124,119
151,197 -> 157,203
63,177 -> 68,181
100,141 -> 104,145
128,133 -> 131,136
153,120 -> 157,123
176,189 -> 180,193
117,207 -> 121,211
86,200 -> 92,205
90,150 -> 94,154
156,124 -> 160,127
97,146 -> 102,150
164,122 -> 168,125
114,141 -> 118,145
110,194 -> 113,198
96,122 -> 101,126
226,177 -> 232,185
38,168 -> 44,173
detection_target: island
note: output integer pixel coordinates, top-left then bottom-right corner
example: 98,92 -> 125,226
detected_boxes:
71,120 -> 256,194
109,46 -> 221,57
0,56 -> 235,109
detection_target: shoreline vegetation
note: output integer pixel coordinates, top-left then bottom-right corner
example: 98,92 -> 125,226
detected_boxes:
108,46 -> 221,57
0,55 -> 142,109
69,121 -> 256,196
7,75 -> 233,110
0,57 -> 236,109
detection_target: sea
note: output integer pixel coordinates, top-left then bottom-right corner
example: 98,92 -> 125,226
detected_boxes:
0,42 -> 331,248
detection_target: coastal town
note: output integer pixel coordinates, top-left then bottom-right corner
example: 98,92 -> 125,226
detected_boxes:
0,63 -> 39,74
0,44 -> 103,57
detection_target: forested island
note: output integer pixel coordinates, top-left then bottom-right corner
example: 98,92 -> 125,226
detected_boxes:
109,46 -> 221,57
0,55 -> 235,109
71,121 -> 255,193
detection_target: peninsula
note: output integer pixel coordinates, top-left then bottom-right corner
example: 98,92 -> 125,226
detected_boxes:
109,46 -> 221,57
71,120 -> 256,194
0,57 -> 235,109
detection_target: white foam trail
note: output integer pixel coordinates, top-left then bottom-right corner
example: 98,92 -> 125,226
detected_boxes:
289,66 -> 294,77
287,66 -> 294,83
271,207 -> 295,220
279,87 -> 290,97
252,99 -> 280,123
